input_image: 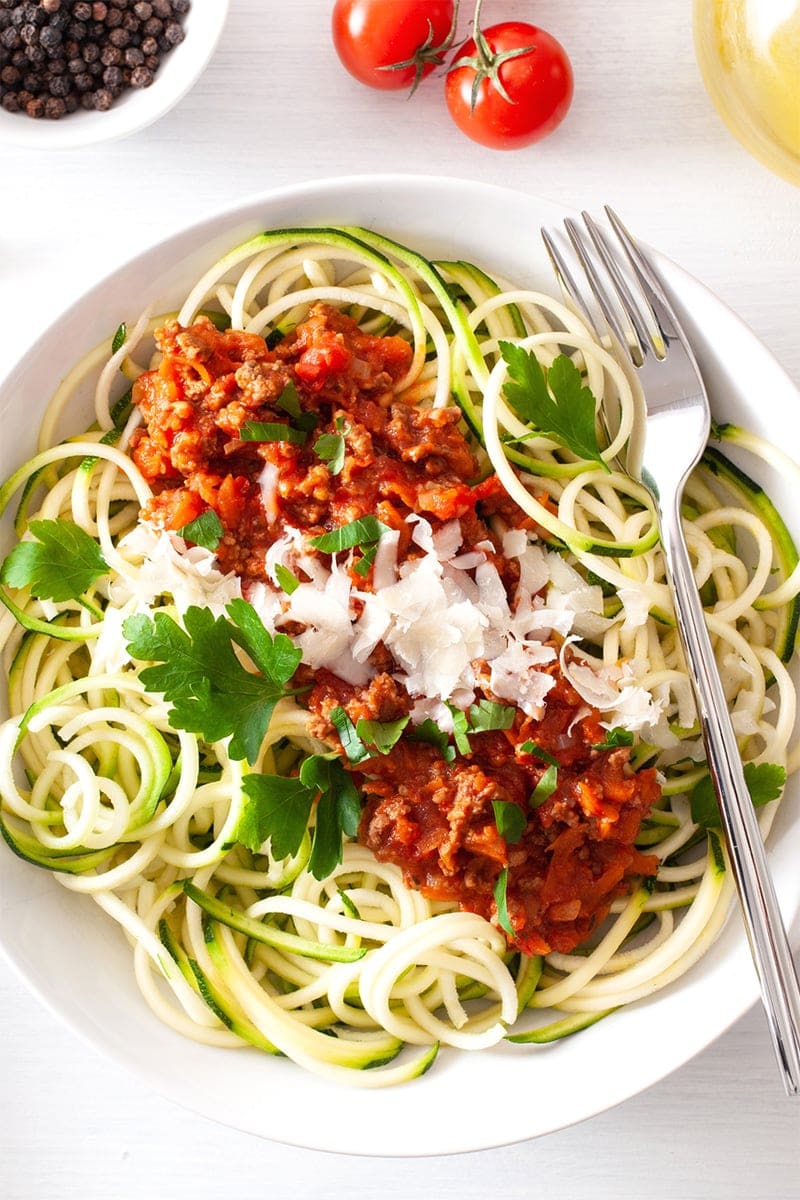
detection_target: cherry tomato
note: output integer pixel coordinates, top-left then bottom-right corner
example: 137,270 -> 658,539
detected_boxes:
445,21 -> 574,149
332,0 -> 457,92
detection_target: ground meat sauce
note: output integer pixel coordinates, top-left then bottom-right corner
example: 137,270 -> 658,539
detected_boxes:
131,306 -> 660,956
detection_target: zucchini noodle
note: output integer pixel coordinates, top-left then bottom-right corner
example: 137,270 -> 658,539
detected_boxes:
1,225 -> 798,1087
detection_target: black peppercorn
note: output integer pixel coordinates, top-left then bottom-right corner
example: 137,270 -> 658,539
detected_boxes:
0,0 -> 190,120
163,20 -> 182,46
129,63 -> 151,87
39,25 -> 63,53
91,85 -> 112,108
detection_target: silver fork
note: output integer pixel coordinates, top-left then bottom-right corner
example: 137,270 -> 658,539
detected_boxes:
542,208 -> 800,1096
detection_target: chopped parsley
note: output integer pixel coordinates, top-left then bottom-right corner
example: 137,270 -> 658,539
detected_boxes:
330,706 -> 369,764
468,699 -> 516,733
357,716 -> 410,755
499,341 -> 609,472
493,867 -> 515,938
273,563 -> 300,594
275,380 -> 317,433
330,706 -> 409,763
690,761 -> 786,830
240,382 -> 317,445
177,509 -> 224,552
240,420 -> 308,445
351,541 -> 379,578
124,599 -> 303,767
1,519 -> 108,602
492,800 -> 526,845
309,516 -> 390,555
447,703 -> 472,756
592,727 -> 634,751
446,699 -> 516,756
530,764 -> 559,808
314,417 -> 347,475
519,740 -> 560,766
409,718 -> 456,763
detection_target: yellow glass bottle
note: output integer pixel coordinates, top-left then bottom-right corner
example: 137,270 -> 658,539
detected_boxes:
693,0 -> 800,185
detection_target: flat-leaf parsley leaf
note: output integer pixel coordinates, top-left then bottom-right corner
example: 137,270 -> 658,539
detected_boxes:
499,341 -> 609,472
1,519 -> 108,602
124,601 -> 303,766
691,761 -> 786,829
238,753 -> 361,880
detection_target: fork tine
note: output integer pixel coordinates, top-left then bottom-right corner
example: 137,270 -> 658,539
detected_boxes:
604,206 -> 683,348
562,217 -> 640,359
540,227 -> 603,341
581,212 -> 656,357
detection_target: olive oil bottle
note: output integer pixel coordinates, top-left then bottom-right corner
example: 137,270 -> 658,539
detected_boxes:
694,0 -> 800,185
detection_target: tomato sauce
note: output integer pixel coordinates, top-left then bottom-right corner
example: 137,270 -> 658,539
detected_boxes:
131,305 -> 490,580
131,306 -> 660,956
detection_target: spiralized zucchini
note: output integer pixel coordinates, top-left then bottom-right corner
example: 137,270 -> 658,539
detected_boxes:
0,225 -> 798,1086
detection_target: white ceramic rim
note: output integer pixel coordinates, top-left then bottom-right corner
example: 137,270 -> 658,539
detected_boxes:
0,1 -> 230,149
0,174 -> 798,1156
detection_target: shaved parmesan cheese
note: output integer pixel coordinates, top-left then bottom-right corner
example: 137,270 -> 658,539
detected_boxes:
408,514 -> 435,553
372,528 -> 400,591
547,555 -> 609,640
617,586 -> 652,632
111,523 -> 241,618
560,643 -> 667,733
279,566 -> 364,681
502,529 -> 528,559
258,462 -> 280,525
432,520 -> 463,562
489,639 -> 556,717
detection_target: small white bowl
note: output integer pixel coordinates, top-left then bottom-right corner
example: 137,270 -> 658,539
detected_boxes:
0,1 -> 229,149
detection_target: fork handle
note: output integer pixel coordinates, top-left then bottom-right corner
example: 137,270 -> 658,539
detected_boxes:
659,488 -> 800,1096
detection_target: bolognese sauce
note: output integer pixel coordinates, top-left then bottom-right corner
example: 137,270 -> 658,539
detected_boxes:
130,305 -> 660,956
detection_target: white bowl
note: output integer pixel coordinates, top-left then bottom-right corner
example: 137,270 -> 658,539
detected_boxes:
0,176 -> 799,1155
0,1 -> 229,149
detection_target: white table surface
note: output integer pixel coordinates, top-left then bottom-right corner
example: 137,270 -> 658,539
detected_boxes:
1,1 -> 800,1195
